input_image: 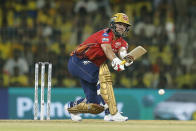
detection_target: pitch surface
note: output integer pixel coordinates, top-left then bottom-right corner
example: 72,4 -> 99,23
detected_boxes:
0,120 -> 196,131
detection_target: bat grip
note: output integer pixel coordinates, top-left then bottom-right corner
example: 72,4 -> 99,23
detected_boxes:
121,60 -> 126,65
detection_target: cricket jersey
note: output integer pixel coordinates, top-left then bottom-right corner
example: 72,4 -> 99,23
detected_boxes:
72,28 -> 128,66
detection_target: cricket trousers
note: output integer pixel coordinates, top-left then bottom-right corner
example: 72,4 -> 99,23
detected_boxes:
67,55 -> 110,115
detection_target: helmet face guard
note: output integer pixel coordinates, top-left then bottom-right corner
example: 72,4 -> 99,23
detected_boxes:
109,13 -> 131,37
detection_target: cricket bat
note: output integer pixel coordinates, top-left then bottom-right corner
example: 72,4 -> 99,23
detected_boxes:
121,46 -> 147,65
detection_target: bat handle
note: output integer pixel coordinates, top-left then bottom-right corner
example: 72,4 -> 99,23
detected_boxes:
121,60 -> 126,65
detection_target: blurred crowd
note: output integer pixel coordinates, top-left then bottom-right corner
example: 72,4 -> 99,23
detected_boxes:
0,0 -> 196,89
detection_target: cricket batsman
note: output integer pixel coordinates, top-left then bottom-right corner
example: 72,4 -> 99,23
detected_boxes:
65,13 -> 133,121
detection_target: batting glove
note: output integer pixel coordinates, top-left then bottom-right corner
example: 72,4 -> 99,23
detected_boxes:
125,61 -> 133,67
111,57 -> 125,71
123,55 -> 134,67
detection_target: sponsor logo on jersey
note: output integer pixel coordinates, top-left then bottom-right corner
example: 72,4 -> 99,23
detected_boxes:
102,38 -> 109,42
114,42 -> 121,48
102,33 -> 109,37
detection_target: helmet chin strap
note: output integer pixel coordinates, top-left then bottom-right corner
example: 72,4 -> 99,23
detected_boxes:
114,29 -> 121,37
113,27 -> 129,38
122,27 -> 130,37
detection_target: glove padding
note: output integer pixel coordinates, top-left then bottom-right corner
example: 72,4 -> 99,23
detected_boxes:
125,61 -> 133,67
123,55 -> 134,67
111,57 -> 125,71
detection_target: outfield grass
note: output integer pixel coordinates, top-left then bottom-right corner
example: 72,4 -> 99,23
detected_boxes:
0,120 -> 196,131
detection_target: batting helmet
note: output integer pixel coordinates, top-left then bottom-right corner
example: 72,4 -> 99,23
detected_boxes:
109,13 -> 131,37
111,13 -> 131,26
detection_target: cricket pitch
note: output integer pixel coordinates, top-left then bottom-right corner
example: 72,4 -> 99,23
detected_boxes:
0,120 -> 196,131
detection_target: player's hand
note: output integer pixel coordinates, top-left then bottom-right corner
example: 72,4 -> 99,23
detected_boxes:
124,55 -> 134,62
125,61 -> 133,67
111,57 -> 125,71
123,55 -> 134,67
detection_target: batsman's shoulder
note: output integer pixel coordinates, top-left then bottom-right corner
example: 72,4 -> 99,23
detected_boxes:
121,38 -> 129,49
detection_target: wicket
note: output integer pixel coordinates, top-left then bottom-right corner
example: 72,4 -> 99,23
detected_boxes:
34,62 -> 52,120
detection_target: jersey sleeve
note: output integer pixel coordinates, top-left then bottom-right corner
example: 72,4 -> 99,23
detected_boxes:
121,39 -> 129,50
97,32 -> 113,45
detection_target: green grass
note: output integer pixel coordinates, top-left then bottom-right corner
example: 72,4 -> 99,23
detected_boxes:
0,120 -> 196,131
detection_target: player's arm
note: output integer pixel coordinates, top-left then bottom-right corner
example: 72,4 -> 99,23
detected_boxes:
101,44 -> 116,61
118,47 -> 127,59
118,47 -> 134,66
101,44 -> 125,71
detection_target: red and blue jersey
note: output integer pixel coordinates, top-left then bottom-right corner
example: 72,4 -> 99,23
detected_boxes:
72,28 -> 128,66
